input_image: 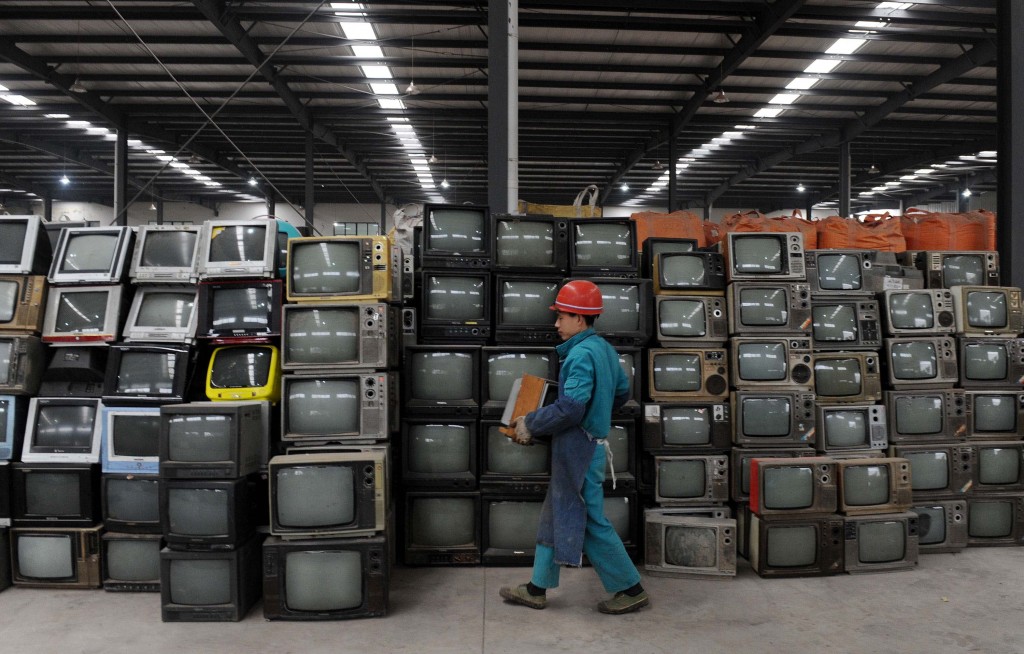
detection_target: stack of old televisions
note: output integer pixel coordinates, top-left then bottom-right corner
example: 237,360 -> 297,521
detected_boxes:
158,219 -> 290,622
891,250 -> 1024,552
258,232 -> 401,621
100,224 -> 204,596
640,236 -> 737,578
8,221 -> 138,590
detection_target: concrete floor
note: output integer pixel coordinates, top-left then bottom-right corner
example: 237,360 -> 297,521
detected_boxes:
0,548 -> 1021,654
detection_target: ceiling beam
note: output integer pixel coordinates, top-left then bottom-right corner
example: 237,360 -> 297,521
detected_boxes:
192,0 -> 386,204
900,169 -> 997,206
698,40 -> 998,208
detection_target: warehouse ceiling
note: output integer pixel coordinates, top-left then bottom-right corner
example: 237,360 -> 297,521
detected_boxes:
0,1 -> 1001,219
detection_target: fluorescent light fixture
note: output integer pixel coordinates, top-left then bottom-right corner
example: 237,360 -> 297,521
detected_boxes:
769,93 -> 800,105
914,169 -> 935,175
361,66 -> 392,79
46,113 -> 70,118
723,131 -> 744,138
146,149 -> 165,155
169,162 -> 188,169
86,127 -> 110,134
900,175 -> 918,181
755,107 -> 784,118
340,22 -> 377,41
413,165 -> 430,172
370,83 -> 399,95
352,45 -> 385,58
859,191 -> 875,196
786,78 -> 818,91
0,84 -> 7,92
711,137 -> 732,144
377,98 -> 404,109
692,148 -> 712,156
734,125 -> 757,130
2,95 -> 35,106
156,155 -> 175,162
885,181 -> 901,187
872,186 -> 888,192
195,175 -> 212,181
977,151 -> 997,158
66,120 -> 91,127
804,59 -> 841,74
676,164 -> 689,171
826,38 -> 868,55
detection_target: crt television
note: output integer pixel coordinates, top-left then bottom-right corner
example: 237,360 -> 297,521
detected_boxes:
910,499 -> 968,554
890,443 -> 972,498
492,214 -> 568,274
884,337 -> 958,389
950,285 -> 1023,337
812,352 -> 883,403
42,285 -> 124,345
159,536 -> 262,622
964,391 -> 1024,440
643,511 -> 737,577
748,513 -> 844,578
159,477 -> 258,551
478,420 -> 551,493
835,457 -> 912,516
280,373 -> 392,444
730,448 -> 810,503
268,451 -> 388,539
100,405 -> 161,474
421,203 -> 491,269
729,337 -> 813,390
843,512 -> 919,574
403,345 -> 481,415
0,215 -> 51,275
281,303 -> 396,372
159,401 -> 267,479
730,391 -> 815,448
650,454 -> 729,505
10,524 -> 102,589
814,404 -> 888,454
11,462 -> 100,527
642,401 -> 731,452
101,532 -> 162,592
652,251 -> 726,295
958,338 -> 1024,388
20,397 -> 103,464
748,457 -> 837,517
196,279 -> 282,341
885,389 -> 967,444
480,494 -> 545,566
913,250 -> 1001,288
964,441 -> 1024,493
0,395 -> 29,460
480,346 -> 557,418
809,297 -> 882,351
286,236 -> 391,303
102,343 -> 193,404
562,277 -> 651,347
400,418 -> 477,490
642,237 -> 698,279
727,282 -> 811,336
102,474 -> 161,533
47,226 -> 134,285
419,270 -> 491,342
128,225 -> 201,283
567,218 -> 639,277
882,289 -> 955,337
122,286 -> 199,344
196,220 -> 278,280
0,335 -> 45,395
204,344 -> 281,403
654,295 -> 728,346
403,491 -> 481,565
262,534 -> 388,620
724,232 -> 805,282
0,274 -> 46,335
647,348 -> 729,401
493,275 -> 561,344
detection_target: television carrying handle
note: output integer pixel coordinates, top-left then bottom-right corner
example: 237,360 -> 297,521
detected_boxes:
573,185 -> 600,218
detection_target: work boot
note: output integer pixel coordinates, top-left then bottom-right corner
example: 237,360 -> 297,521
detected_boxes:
597,590 -> 649,615
499,584 -> 547,609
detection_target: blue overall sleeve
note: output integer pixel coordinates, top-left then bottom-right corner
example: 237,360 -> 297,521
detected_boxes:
525,350 -> 594,436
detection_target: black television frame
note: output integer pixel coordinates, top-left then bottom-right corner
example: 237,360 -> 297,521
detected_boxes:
399,417 -> 479,490
492,274 -> 563,345
420,203 -> 492,269
567,217 -> 640,277
402,490 -> 482,565
477,419 -> 551,494
159,401 -> 268,479
479,345 -> 559,418
491,213 -> 569,274
195,279 -> 283,342
402,345 -> 482,416
11,462 -> 100,528
159,476 -> 257,551
159,535 -> 262,622
101,474 -> 162,534
101,531 -> 163,592
480,492 -> 546,566
641,237 -> 698,279
102,343 -> 194,405
417,270 -> 493,343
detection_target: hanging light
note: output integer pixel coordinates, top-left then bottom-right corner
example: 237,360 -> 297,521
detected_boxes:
621,183 -> 630,192
248,176 -> 258,187
797,183 -> 806,192
69,78 -> 87,94
440,178 -> 450,189
868,164 -> 880,174
60,174 -> 70,185
712,89 -> 729,104
149,202 -> 157,211
428,154 -> 438,164
652,160 -> 664,170
405,81 -> 420,96
962,187 -> 972,198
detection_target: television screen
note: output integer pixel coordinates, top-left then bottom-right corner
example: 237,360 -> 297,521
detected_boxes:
572,222 -> 633,270
58,232 -> 119,274
134,291 -> 196,330
658,459 -> 706,499
484,351 -> 552,405
405,422 -> 473,476
890,341 -> 938,380
290,240 -> 362,295
973,394 -> 1017,433
0,221 -> 27,265
812,304 -> 858,342
284,549 -> 363,611
483,424 -> 550,477
499,279 -> 558,326
424,274 -> 487,322
977,445 -> 1022,487
902,450 -> 949,492
661,254 -> 709,287
732,235 -> 782,274
653,353 -> 702,392
855,519 -> 906,564
276,466 -> 356,529
166,415 -> 232,463
963,342 -> 1007,381
34,404 -> 97,452
426,208 -> 486,254
843,464 -> 890,507
943,254 -> 986,287
105,476 -> 160,525
408,350 -> 476,404
0,279 -> 17,322
596,283 -> 640,333
765,523 -> 818,568
486,499 -> 543,552
112,351 -> 178,396
763,466 -> 813,510
823,410 -> 868,448
166,487 -> 231,537
965,291 -> 1007,329
54,291 -> 108,334
111,413 -> 161,458
741,397 -> 790,437
104,536 -> 161,586
894,395 -> 943,436
285,378 -> 359,436
816,253 -> 862,291
208,225 -> 267,263
24,471 -> 81,516
406,496 -> 478,550
968,498 -> 1017,540
888,292 -> 934,330
208,285 -> 275,333
659,299 -> 707,338
168,558 -> 231,605
736,342 -> 787,381
158,401 -> 267,479
284,305 -> 358,365
661,406 -> 714,445
16,533 -> 75,580
814,358 -> 862,397
738,287 -> 788,326
209,346 -> 273,389
139,230 -> 197,269
0,340 -> 12,384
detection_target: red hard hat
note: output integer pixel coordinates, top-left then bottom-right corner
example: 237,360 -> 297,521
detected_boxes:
550,280 -> 603,315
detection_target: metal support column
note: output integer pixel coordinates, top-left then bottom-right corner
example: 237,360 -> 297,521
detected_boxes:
839,141 -> 851,218
43,197 -> 52,222
305,131 -> 315,231
999,0 -> 1024,288
667,132 -> 677,212
806,194 -> 815,222
113,129 -> 128,225
155,200 -> 164,225
488,0 -> 518,213
265,192 -> 276,218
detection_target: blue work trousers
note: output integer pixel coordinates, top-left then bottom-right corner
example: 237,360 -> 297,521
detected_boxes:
530,444 -> 641,593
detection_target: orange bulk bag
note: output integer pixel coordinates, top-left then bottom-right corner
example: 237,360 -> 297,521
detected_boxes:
901,208 -> 996,251
703,221 -> 723,248
630,210 -> 705,249
722,210 -> 817,249
816,214 -> 906,252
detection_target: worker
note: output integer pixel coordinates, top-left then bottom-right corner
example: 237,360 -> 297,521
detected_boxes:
498,279 -> 649,615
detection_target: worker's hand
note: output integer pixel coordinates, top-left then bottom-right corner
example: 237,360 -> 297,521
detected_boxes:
511,417 -> 533,446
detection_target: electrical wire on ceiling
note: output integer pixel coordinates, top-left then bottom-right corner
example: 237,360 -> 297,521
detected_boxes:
101,0 -> 331,232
